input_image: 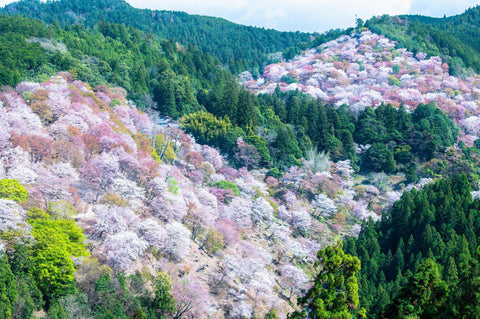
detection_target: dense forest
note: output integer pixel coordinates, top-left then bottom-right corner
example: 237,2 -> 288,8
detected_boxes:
365,7 -> 480,75
3,0 -> 480,318
344,173 -> 480,318
0,0 -> 313,73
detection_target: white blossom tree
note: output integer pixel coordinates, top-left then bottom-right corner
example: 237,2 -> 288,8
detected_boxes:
279,264 -> 310,300
161,222 -> 191,261
103,231 -> 149,270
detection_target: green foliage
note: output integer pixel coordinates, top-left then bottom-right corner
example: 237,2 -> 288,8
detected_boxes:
27,207 -> 50,221
132,308 -> 148,319
166,177 -> 179,195
363,143 -> 396,173
410,103 -> 459,160
267,168 -> 283,179
152,272 -> 176,318
450,247 -> 480,317
304,148 -> 332,173
212,180 -> 240,196
1,0 -> 313,73
0,252 -> 17,319
0,16 -> 48,86
110,99 -> 122,107
47,300 -> 67,319
388,75 -> 401,87
352,103 -> 459,174
344,173 -> 480,317
181,111 -> 231,150
0,179 -> 28,203
265,309 -> 280,319
203,229 -> 225,255
154,134 -> 176,163
381,258 -> 448,318
245,133 -> 271,164
8,244 -> 44,317
29,217 -> 88,301
46,200 -> 77,220
290,242 -> 365,319
92,272 -> 130,318
280,75 -> 298,84
392,64 -> 400,74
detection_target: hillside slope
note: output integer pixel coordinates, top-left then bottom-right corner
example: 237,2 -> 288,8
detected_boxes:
366,11 -> 480,74
0,73 -> 414,317
243,30 -> 480,147
1,0 -> 313,72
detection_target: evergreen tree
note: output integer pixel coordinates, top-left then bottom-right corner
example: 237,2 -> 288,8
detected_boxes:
381,259 -> 448,318
0,252 -> 16,319
290,242 -> 365,319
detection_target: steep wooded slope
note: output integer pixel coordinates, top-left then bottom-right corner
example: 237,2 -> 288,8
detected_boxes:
1,74 -> 403,317
1,0 -> 313,72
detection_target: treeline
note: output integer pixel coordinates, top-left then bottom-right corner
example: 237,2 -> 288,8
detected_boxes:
344,173 -> 480,318
353,102 -> 460,178
366,13 -> 480,74
1,0 -> 313,73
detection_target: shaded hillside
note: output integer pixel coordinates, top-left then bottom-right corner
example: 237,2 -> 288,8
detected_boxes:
401,5 -> 480,55
365,11 -> 480,74
1,0 -> 313,72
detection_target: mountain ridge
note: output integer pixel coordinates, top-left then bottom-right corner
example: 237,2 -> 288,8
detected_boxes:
0,0 -> 313,72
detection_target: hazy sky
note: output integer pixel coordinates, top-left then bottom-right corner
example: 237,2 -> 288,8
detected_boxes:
1,0 -> 480,32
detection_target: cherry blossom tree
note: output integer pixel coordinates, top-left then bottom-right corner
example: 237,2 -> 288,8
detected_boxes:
251,197 -> 274,225
215,218 -> 241,247
138,218 -> 166,247
279,264 -> 310,300
221,197 -> 252,228
80,152 -> 120,201
150,189 -> 188,222
0,199 -> 29,235
291,209 -> 312,235
172,276 -> 213,319
88,204 -> 139,238
312,193 -> 337,218
103,231 -> 148,270
161,222 -> 191,261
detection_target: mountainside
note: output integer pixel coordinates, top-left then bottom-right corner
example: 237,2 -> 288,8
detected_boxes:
365,11 -> 480,74
0,74 -> 412,317
242,30 -> 480,147
0,0 -> 313,73
400,5 -> 480,56
3,2 -> 480,318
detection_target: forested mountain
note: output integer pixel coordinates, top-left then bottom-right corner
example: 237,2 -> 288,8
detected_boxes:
0,73 -> 402,318
365,6 -> 480,75
0,0 -> 313,73
244,30 -> 480,179
2,0 -> 480,318
3,12 -> 469,176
